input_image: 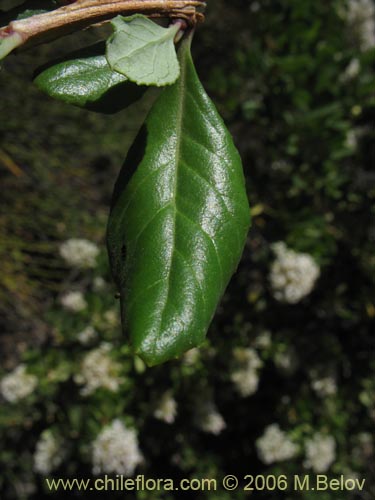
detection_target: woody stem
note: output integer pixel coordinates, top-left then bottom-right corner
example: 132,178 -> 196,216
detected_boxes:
0,0 -> 206,58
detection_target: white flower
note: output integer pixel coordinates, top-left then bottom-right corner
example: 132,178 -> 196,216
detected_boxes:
233,348 -> 263,370
103,309 -> 119,327
274,348 -> 298,375
254,330 -> 272,349
60,291 -> 87,312
352,432 -> 373,462
74,343 -> 122,396
77,326 -> 97,345
93,277 -> 107,291
346,129 -> 358,149
354,432 -> 373,459
0,364 -> 38,403
183,347 -> 200,365
92,419 -> 143,476
250,2 -> 260,13
342,58 -> 361,81
59,238 -> 99,269
311,376 -> 337,397
357,432 -> 373,448
271,160 -> 291,173
153,391 -> 177,424
304,433 -> 336,472
194,399 -> 226,435
256,424 -> 298,464
14,479 -> 36,498
33,430 -> 65,474
270,242 -> 320,303
231,369 -> 260,397
231,348 -> 263,397
347,0 -> 375,51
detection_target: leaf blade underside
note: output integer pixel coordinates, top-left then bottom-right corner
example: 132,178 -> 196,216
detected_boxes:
107,36 -> 251,366
106,15 -> 180,87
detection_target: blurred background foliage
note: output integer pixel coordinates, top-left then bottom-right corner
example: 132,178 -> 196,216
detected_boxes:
0,0 -> 374,498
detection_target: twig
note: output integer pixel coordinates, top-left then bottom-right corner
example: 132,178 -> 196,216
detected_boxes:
0,0 -> 206,59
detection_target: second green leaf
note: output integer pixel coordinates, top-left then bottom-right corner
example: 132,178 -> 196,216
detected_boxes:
107,35 -> 251,366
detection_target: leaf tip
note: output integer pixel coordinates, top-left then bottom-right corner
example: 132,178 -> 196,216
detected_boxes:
132,334 -> 198,367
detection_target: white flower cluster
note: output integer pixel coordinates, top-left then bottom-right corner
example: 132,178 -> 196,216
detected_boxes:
103,309 -> 119,328
195,399 -> 226,435
14,480 -> 36,498
60,291 -> 87,312
254,330 -> 272,349
59,238 -> 100,269
183,347 -> 200,365
347,0 -> 375,51
77,325 -> 98,345
311,376 -> 337,398
0,364 -> 38,403
92,419 -> 143,476
230,348 -> 263,397
358,432 -> 373,451
250,2 -> 260,13
270,242 -> 320,303
274,348 -> 298,375
346,129 -> 359,150
304,433 -> 336,472
342,58 -> 361,82
153,391 -> 177,424
74,343 -> 122,396
33,430 -> 65,474
271,160 -> 291,173
353,432 -> 373,460
93,276 -> 107,291
256,424 -> 298,464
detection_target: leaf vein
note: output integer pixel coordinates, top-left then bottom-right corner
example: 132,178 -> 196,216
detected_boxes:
122,162 -> 170,215
129,202 -> 172,246
176,209 -> 224,289
127,277 -> 166,314
174,247 -> 207,319
179,158 -> 242,251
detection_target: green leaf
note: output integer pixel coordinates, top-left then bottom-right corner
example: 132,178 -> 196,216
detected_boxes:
107,36 -> 251,366
34,43 -> 146,113
106,15 -> 180,87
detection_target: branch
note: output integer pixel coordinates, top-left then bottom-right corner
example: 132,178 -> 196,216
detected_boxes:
0,0 -> 206,60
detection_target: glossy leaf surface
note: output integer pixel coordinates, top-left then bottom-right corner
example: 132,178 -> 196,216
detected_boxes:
34,43 -> 146,113
107,36 -> 251,366
106,15 -> 180,87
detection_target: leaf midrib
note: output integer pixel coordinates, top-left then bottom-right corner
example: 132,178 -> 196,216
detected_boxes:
113,24 -> 179,67
157,42 -> 193,339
